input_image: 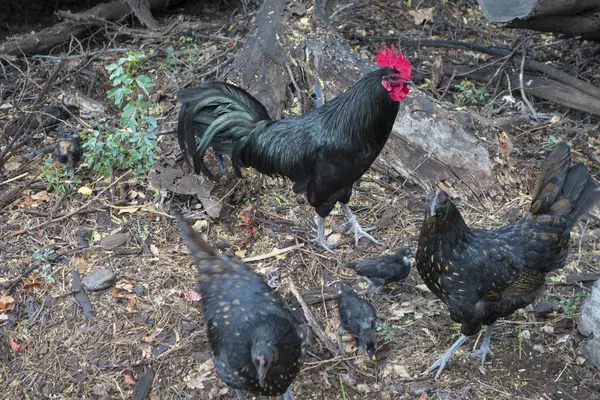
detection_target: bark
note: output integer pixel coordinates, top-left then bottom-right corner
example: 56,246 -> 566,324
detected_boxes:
223,0 -> 496,196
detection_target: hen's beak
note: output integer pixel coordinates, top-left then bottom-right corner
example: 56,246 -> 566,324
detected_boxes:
429,189 -> 443,217
257,364 -> 267,387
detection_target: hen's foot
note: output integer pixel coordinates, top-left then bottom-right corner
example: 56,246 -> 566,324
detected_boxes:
337,326 -> 346,356
341,203 -> 380,246
470,325 -> 494,367
425,334 -> 468,380
235,389 -> 245,400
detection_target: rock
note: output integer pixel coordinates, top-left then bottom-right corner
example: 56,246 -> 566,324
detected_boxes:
75,227 -> 93,248
579,279 -> 600,368
579,280 -> 600,337
534,300 -> 556,317
582,338 -> 600,369
411,381 -> 433,396
100,233 -> 128,250
82,269 -> 115,292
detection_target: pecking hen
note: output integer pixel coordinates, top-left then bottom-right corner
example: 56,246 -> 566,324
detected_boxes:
175,213 -> 308,399
344,246 -> 414,297
177,45 -> 412,252
416,142 -> 600,379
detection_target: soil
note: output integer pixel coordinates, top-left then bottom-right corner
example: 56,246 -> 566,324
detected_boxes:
1,1 -> 599,400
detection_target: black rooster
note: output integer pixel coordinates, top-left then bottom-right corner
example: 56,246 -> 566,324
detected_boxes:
175,214 -> 308,399
416,142 -> 600,379
177,45 -> 412,252
344,246 -> 414,296
337,285 -> 378,359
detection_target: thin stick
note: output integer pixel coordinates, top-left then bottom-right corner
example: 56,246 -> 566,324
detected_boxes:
0,172 -> 28,186
5,170 -> 131,238
242,243 -> 304,262
288,279 -> 338,357
519,48 -> 538,121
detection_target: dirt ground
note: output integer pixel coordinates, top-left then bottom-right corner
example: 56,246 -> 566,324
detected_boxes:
1,1 -> 600,399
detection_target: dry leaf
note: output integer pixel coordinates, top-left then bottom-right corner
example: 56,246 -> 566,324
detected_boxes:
123,373 -> 136,385
9,336 -> 31,352
78,186 -> 93,196
0,295 -> 15,311
184,290 -> 201,302
115,279 -> 136,292
117,205 -> 141,214
549,115 -> 561,124
149,244 -> 159,257
0,314 -> 9,322
496,131 -> 513,157
408,7 -> 434,25
393,365 -> 411,379
111,288 -> 136,313
71,257 -> 86,273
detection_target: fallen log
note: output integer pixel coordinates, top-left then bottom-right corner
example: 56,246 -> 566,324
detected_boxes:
0,0 -> 179,56
218,0 -> 496,196
476,0 -> 600,40
443,64 -> 600,117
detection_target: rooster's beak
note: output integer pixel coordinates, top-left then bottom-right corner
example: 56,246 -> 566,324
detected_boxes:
404,80 -> 415,86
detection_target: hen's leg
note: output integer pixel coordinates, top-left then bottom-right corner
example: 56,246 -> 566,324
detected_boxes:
310,215 -> 338,253
280,388 -> 296,400
235,390 -> 245,400
216,154 -> 227,173
425,334 -> 468,380
341,203 -> 380,246
470,325 -> 494,367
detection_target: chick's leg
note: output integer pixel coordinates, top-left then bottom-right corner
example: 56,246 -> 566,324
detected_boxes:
425,334 -> 468,380
470,325 -> 494,367
337,326 -> 345,356
311,215 -> 338,253
341,203 -> 380,246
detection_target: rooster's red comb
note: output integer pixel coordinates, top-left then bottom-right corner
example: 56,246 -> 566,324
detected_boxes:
375,44 -> 411,76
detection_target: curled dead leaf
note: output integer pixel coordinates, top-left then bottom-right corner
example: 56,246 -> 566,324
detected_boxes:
115,279 -> 136,292
9,336 -> 31,352
111,288 -> 136,313
184,290 -> 201,302
0,295 -> 15,311
78,186 -> 93,196
123,373 -> 136,385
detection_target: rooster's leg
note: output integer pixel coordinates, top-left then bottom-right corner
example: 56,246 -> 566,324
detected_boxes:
341,203 -> 380,246
235,389 -> 245,400
280,388 -> 296,400
470,325 -> 494,367
311,216 -> 338,253
216,154 -> 227,173
425,334 -> 468,380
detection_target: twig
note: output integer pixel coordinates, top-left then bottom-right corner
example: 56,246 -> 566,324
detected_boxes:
5,170 -> 131,238
288,279 -> 338,357
0,265 -> 38,292
519,48 -> 538,121
0,172 -> 28,186
243,243 -> 305,262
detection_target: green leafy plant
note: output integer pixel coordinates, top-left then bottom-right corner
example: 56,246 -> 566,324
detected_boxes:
32,248 -> 57,283
548,135 -> 573,148
557,292 -> 586,316
377,322 -> 396,341
165,36 -> 201,67
453,79 -> 490,106
42,157 -> 82,193
82,51 -> 158,177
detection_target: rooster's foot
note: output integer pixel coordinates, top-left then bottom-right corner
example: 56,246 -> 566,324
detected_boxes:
280,388 -> 296,400
311,215 -> 339,253
235,389 -> 245,400
470,325 -> 494,367
425,334 -> 467,380
341,204 -> 380,246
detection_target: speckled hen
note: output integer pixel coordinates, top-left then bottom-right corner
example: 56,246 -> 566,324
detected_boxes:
337,285 -> 378,359
176,214 -> 308,399
344,246 -> 414,296
416,142 -> 600,379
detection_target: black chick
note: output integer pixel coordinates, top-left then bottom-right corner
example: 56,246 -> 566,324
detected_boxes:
344,246 -> 414,296
416,142 -> 600,379
337,285 -> 377,359
54,135 -> 82,169
175,214 -> 308,400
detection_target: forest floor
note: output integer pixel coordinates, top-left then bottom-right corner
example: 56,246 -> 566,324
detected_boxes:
1,1 -> 600,399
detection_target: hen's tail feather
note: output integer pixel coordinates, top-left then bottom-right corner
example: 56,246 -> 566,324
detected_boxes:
531,143 -> 600,223
177,82 -> 271,176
